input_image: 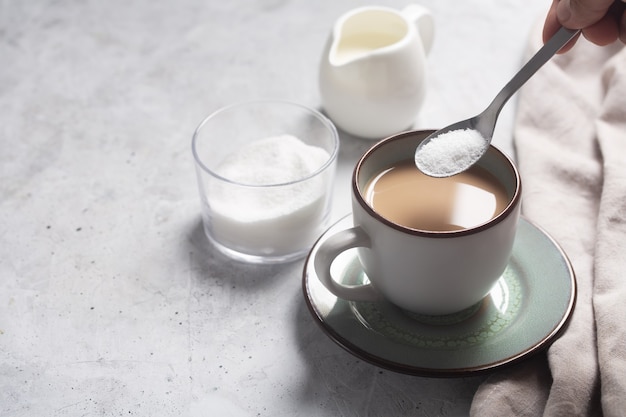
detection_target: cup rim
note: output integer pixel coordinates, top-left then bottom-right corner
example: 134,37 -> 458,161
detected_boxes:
191,99 -> 340,188
353,130 -> 522,237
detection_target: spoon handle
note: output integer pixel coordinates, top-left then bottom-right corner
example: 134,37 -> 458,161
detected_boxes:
479,26 -> 580,134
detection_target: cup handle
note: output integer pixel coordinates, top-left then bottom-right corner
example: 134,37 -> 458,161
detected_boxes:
313,226 -> 381,302
402,4 -> 435,55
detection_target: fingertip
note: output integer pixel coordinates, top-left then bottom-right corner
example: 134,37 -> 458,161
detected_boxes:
556,0 -> 573,24
543,1 -> 577,52
543,1 -> 562,43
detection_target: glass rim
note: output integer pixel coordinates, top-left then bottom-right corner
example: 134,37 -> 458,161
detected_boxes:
191,99 -> 340,188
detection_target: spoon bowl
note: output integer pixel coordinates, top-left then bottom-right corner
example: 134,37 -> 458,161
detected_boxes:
414,26 -> 580,178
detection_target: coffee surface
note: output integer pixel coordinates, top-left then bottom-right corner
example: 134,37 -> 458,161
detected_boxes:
364,160 -> 509,231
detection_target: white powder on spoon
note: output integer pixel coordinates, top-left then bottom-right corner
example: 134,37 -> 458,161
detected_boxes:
415,128 -> 487,177
208,134 -> 332,254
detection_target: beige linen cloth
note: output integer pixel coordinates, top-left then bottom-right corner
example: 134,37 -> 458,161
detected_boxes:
470,24 -> 626,417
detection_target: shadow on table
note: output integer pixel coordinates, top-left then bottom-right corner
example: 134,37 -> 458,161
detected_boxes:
184,217 -> 299,292
291,292 -> 487,416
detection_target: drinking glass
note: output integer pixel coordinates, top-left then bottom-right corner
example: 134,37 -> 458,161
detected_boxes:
192,99 -> 339,264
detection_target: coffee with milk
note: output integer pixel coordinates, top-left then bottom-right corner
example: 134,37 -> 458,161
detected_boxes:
363,160 -> 509,232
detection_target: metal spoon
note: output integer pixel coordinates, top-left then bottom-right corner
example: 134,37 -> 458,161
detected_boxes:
414,26 -> 580,178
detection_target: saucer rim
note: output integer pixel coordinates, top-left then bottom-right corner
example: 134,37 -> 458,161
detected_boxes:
302,214 -> 577,377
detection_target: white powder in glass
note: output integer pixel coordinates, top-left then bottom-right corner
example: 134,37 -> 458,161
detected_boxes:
208,134 -> 332,255
415,128 -> 487,177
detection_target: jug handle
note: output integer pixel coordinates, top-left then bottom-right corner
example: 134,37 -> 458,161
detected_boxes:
402,4 -> 434,55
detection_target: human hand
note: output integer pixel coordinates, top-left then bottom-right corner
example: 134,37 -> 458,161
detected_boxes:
543,0 -> 626,52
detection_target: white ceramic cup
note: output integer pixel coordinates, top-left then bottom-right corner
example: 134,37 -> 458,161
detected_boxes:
313,130 -> 522,315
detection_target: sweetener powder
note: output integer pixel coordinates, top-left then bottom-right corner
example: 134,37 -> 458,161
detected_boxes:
208,134 -> 332,254
415,128 -> 487,177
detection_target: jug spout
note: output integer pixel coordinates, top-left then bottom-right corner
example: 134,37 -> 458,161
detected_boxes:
328,7 -> 412,66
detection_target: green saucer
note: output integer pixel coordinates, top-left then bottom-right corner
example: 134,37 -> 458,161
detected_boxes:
302,215 -> 576,377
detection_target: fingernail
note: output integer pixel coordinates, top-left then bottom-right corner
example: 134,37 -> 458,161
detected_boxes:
556,0 -> 572,23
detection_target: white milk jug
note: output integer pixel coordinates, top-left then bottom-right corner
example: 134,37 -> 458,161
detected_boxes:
319,5 -> 434,139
